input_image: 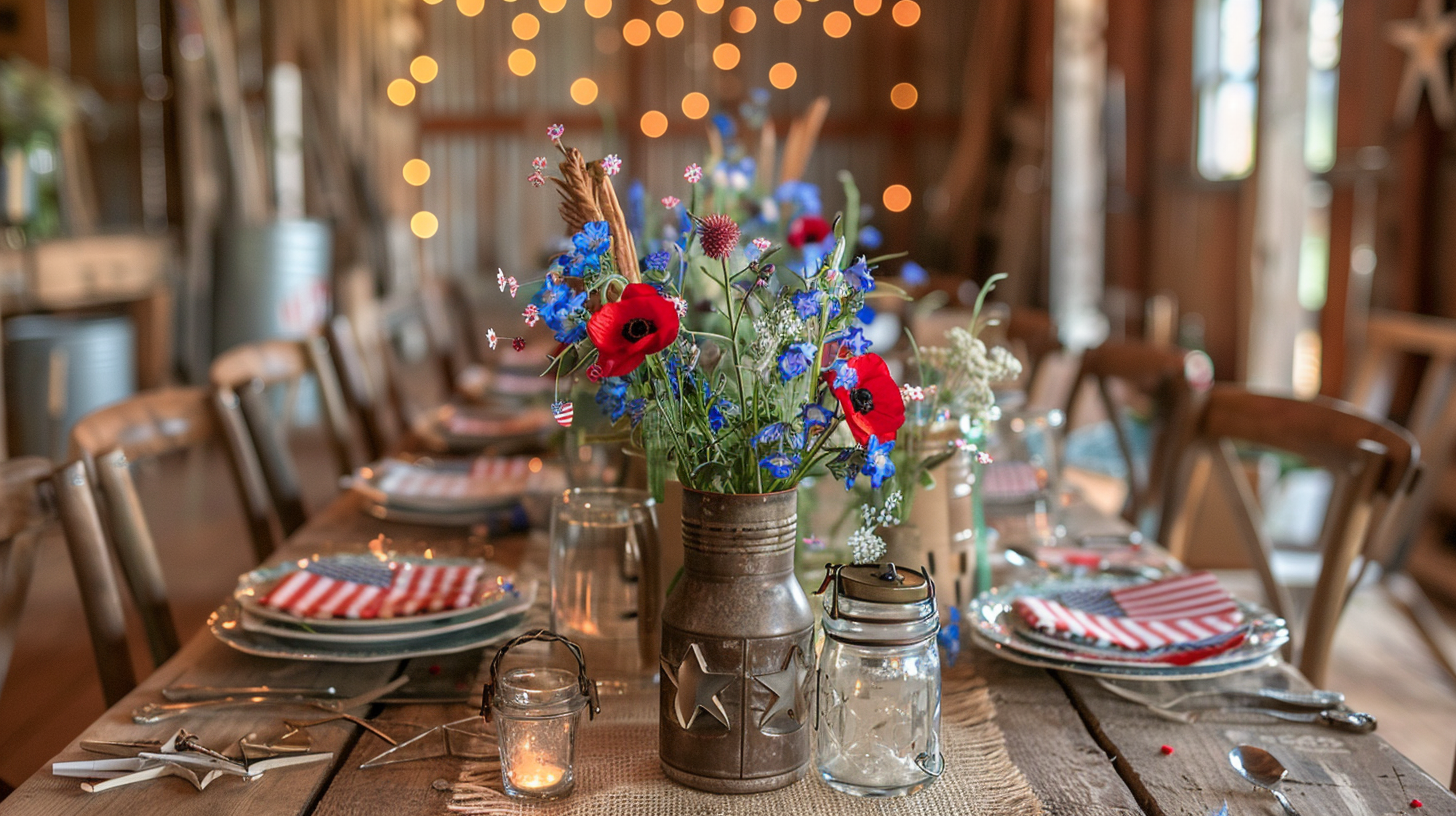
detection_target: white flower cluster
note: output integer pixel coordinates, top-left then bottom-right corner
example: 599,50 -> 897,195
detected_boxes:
920,328 -> 1022,427
847,491 -> 903,564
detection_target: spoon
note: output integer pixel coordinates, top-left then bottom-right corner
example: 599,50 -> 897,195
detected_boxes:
1229,744 -> 1301,815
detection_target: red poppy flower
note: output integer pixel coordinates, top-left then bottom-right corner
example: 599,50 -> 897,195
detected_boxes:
823,353 -> 906,445
787,215 -> 831,249
587,283 -> 680,378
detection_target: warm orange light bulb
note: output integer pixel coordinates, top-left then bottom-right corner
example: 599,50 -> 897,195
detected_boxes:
883,184 -> 912,212
712,42 -> 740,69
853,0 -> 880,14
657,10 -> 684,36
823,10 -> 850,36
539,0 -> 566,11
584,0 -> 611,17
410,56 -> 439,83
411,211 -> 439,238
682,91 -> 710,119
507,48 -> 537,76
456,0 -> 484,15
890,82 -> 917,109
769,62 -> 797,89
403,159 -> 431,186
623,18 -> 651,45
728,6 -> 756,32
387,78 -> 416,105
697,0 -> 723,10
570,77 -> 599,105
774,0 -> 800,24
641,110 -> 668,138
891,0 -> 919,26
512,12 -> 540,39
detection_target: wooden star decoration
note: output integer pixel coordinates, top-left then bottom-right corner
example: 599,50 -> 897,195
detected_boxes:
753,645 -> 809,730
661,643 -> 733,731
1387,0 -> 1456,128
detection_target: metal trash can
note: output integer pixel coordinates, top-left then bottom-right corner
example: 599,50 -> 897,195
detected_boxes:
4,313 -> 136,460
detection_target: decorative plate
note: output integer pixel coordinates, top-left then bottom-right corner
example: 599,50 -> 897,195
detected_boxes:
239,580 -> 536,644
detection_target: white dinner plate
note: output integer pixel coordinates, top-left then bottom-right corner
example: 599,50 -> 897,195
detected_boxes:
209,600 -> 528,663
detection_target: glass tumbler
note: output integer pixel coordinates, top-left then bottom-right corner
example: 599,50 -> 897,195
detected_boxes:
549,488 -> 660,691
981,408 -> 1066,548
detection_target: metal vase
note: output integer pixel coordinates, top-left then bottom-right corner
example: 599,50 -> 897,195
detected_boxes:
659,488 -> 813,793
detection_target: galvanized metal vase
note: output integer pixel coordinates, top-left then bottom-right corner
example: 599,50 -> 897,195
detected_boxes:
659,488 -> 813,793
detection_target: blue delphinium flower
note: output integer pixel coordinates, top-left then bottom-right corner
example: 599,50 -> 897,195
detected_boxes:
712,113 -> 737,141
627,181 -> 646,236
937,607 -> 961,666
644,251 -> 671,272
857,304 -> 876,325
860,435 -> 896,489
625,398 -> 647,427
708,402 -> 726,432
777,342 -> 816,381
760,451 -> 800,479
858,225 -> 883,250
844,257 -> 875,292
753,422 -> 788,447
594,378 -> 629,422
533,278 -> 589,344
775,180 -> 822,215
801,235 -> 837,275
574,221 -> 610,256
841,326 -> 873,355
828,358 -> 859,389
799,402 -> 832,431
791,290 -> 822,320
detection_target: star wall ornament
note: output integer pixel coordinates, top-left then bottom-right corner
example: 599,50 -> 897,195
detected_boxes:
754,645 -> 809,730
1387,0 -> 1456,128
661,643 -> 733,730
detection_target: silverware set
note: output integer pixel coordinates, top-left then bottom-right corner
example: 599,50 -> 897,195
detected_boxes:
1095,678 -> 1377,733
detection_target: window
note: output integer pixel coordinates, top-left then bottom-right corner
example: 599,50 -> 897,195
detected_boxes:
1304,0 -> 1343,172
1194,0 -> 1261,180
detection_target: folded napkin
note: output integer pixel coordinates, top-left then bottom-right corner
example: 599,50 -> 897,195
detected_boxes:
1012,571 -> 1244,653
259,556 -> 504,619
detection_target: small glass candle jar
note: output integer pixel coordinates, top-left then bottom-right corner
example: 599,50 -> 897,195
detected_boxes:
482,630 -> 600,800
815,563 -> 943,798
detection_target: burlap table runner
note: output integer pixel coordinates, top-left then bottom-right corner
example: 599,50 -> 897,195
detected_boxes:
447,661 -> 1044,815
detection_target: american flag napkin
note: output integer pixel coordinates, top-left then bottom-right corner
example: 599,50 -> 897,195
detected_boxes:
259,556 -> 498,619
1012,572 -> 1245,653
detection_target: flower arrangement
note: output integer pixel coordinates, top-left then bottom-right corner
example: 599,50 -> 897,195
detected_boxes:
506,126 -> 908,549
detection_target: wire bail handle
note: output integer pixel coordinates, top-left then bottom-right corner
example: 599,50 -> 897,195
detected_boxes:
480,629 -> 600,721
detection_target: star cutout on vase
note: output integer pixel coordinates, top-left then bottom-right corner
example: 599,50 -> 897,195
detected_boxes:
753,645 -> 809,731
661,643 -> 733,731
1387,0 -> 1456,128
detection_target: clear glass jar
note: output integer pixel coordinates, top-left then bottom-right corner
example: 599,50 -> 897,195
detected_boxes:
484,631 -> 600,800
815,564 -> 942,798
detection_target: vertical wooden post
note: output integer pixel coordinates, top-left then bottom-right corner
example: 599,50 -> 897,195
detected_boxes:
1246,0 -> 1311,390
1048,0 -> 1109,350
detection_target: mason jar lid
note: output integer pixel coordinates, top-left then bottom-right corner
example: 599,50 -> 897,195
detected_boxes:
493,667 -> 588,718
832,563 -> 933,605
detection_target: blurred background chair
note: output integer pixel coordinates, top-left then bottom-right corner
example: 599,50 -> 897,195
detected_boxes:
209,336 -> 361,537
1158,386 -> 1419,686
1345,309 -> 1456,687
68,386 -> 276,667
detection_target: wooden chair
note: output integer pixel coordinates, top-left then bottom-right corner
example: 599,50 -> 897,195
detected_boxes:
1345,309 -> 1456,685
1062,339 -> 1198,526
69,386 -> 277,666
209,336 -> 360,537
1004,307 -> 1062,391
1157,386 -> 1419,686
0,459 -> 136,718
327,313 -> 402,461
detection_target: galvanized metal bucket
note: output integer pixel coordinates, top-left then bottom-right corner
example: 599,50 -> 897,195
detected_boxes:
4,313 -> 136,459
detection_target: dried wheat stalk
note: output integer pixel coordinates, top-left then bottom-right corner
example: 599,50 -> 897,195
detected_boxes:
551,148 -> 604,236
592,166 -> 640,283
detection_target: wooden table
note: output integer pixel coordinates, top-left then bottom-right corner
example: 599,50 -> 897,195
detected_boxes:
2,491 -> 1453,815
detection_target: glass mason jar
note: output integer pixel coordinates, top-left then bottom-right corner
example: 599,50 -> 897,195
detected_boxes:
814,564 -> 943,798
483,630 -> 600,800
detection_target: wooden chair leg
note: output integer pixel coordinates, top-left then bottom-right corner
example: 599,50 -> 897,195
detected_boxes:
1384,572 -> 1456,691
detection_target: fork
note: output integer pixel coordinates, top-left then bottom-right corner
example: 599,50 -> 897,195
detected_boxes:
1094,678 -> 1344,711
131,676 -> 409,724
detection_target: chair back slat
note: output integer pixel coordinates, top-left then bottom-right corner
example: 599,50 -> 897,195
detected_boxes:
327,313 -> 400,460
93,448 -> 180,665
1064,339 -> 1196,524
0,457 -> 56,702
52,461 -> 137,705
1157,386 -> 1419,685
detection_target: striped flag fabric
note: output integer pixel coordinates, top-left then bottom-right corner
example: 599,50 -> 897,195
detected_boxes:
259,556 -> 492,619
552,401 -> 574,427
1012,571 -> 1244,653
374,457 -> 541,502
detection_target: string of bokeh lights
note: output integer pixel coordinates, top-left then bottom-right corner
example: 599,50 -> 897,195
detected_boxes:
398,0 -> 923,239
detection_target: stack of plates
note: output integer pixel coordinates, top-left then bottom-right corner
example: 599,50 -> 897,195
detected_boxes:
967,578 -> 1289,680
416,403 -> 557,453
348,456 -> 565,526
209,555 -> 536,662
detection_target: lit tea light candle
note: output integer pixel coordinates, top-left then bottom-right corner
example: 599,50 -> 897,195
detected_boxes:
508,752 -> 564,790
